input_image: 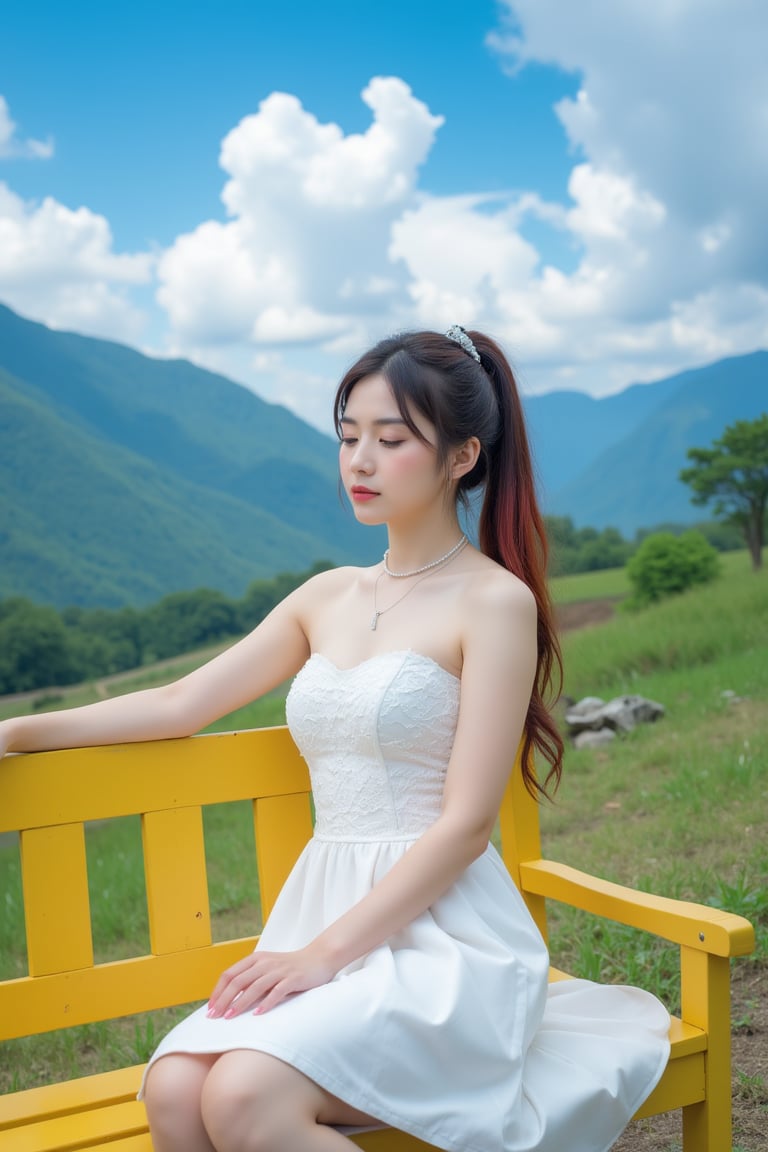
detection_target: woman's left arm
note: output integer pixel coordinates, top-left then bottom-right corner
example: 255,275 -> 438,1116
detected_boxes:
208,572 -> 539,1018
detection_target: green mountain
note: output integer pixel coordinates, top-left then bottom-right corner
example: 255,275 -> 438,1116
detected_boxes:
541,353 -> 768,531
1,301 -> 765,607
0,304 -> 383,606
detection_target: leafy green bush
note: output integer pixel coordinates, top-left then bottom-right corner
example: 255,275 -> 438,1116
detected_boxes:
625,529 -> 720,608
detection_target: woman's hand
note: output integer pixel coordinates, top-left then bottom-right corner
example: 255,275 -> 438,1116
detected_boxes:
206,944 -> 338,1019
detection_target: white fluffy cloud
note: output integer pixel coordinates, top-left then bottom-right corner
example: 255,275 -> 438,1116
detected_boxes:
0,95 -> 151,342
157,77 -> 443,352
477,0 -> 768,390
0,96 -> 53,159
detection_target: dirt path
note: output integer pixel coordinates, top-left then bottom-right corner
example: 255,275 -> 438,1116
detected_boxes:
556,596 -> 619,633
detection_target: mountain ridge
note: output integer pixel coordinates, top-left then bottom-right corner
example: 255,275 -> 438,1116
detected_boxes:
545,351 -> 767,530
1,302 -> 765,605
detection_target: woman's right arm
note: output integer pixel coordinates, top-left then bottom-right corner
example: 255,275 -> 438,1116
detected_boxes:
0,578 -> 316,758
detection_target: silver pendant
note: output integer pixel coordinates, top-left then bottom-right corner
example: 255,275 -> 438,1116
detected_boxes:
370,611 -> 380,631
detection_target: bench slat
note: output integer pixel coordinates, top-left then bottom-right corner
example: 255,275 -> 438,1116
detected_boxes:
2,1100 -> 147,1152
0,730 -> 310,834
0,1067 -> 143,1128
142,807 -> 211,955
254,792 -> 313,920
0,940 -> 256,1039
21,825 -> 94,978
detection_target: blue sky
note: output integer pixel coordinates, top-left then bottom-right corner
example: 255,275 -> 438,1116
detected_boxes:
1,0 -> 766,432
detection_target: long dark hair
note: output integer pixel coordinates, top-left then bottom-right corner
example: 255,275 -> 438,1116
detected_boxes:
334,330 -> 563,799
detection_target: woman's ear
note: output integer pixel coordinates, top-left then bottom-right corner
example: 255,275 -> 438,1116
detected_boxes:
449,437 -> 482,481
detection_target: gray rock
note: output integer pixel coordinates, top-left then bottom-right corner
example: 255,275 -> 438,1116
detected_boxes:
574,728 -> 617,749
564,697 -> 608,732
565,696 -> 606,716
565,694 -> 665,736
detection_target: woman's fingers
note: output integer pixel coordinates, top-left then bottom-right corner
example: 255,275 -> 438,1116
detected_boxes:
207,952 -> 259,1010
207,947 -> 335,1018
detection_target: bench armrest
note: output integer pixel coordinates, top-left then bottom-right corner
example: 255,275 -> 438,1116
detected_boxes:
519,859 -> 755,957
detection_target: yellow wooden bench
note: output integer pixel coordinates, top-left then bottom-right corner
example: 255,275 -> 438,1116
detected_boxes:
0,727 -> 755,1151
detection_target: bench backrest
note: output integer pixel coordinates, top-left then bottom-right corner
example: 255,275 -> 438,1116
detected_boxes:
0,727 -> 542,1043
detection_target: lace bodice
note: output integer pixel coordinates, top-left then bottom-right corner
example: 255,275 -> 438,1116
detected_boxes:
285,650 -> 461,840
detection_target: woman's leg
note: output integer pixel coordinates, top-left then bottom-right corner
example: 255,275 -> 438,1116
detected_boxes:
201,1049 -> 379,1151
143,1052 -> 219,1152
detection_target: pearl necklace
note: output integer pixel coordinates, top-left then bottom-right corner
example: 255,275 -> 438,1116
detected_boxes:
382,534 -> 468,578
371,534 -> 468,630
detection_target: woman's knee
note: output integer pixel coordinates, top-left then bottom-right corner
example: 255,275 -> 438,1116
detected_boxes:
143,1053 -> 214,1126
201,1052 -> 309,1149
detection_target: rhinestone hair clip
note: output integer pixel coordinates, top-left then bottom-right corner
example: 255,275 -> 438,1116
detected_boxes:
445,324 -> 481,363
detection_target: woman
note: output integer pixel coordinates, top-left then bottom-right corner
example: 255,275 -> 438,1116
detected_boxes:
0,327 -> 669,1152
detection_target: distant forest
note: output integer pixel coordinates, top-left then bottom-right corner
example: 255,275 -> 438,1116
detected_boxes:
0,517 -> 742,696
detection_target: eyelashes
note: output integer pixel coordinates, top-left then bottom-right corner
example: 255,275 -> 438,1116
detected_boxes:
339,438 -> 405,448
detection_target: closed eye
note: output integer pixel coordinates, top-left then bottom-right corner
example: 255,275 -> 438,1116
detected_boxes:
380,439 -> 404,448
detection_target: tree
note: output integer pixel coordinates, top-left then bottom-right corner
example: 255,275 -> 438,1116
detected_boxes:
141,589 -> 240,662
680,414 -> 768,570
0,598 -> 79,693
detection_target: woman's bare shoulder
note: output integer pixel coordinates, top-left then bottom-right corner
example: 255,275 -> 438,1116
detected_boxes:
292,562 -> 373,608
463,553 -> 537,620
457,556 -> 538,683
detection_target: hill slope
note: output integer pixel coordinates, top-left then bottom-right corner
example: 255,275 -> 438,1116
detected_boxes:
1,301 -> 765,604
0,305 -> 383,605
544,353 -> 767,531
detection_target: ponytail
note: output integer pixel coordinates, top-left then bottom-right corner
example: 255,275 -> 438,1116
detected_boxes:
471,332 -> 564,799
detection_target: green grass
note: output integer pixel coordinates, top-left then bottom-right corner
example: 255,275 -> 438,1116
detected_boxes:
540,555 -> 767,1009
560,553 -> 764,698
1,551 -> 765,1090
547,546 -> 748,605
549,565 -> 631,603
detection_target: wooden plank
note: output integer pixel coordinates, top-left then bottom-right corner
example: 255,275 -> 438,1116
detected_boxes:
0,729 -> 310,834
74,1139 -> 152,1152
2,1100 -> 147,1152
635,1053 -> 705,1118
353,1130 -> 437,1150
142,808 -> 211,954
21,826 -> 93,977
0,1066 -> 143,1128
0,939 -> 255,1040
254,793 -> 313,920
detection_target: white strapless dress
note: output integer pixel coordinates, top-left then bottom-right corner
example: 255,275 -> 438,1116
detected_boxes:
142,650 -> 670,1152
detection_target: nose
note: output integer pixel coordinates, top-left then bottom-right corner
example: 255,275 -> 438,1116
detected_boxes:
349,438 -> 373,474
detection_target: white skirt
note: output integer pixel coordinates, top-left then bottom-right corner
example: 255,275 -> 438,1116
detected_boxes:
141,836 -> 670,1152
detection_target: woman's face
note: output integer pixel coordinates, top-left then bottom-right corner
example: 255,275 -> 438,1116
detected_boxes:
338,373 -> 447,528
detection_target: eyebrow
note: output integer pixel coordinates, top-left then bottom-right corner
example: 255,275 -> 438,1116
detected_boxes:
339,416 -> 408,427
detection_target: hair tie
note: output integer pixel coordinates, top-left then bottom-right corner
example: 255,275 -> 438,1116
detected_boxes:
445,324 -> 481,363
